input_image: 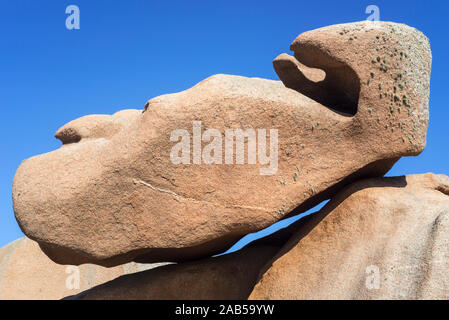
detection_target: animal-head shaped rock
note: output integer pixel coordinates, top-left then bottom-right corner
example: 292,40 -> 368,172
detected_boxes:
274,21 -> 431,154
12,21 -> 431,267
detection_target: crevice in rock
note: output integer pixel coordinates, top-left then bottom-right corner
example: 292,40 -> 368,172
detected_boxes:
219,200 -> 329,256
274,44 -> 360,117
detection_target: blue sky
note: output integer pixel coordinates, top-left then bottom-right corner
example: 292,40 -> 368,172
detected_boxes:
1,0 -> 448,250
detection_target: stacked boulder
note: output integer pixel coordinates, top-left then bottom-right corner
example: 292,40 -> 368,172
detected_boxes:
4,21 -> 448,299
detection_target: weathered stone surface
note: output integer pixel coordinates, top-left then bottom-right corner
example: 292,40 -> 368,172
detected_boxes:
54,109 -> 141,144
250,173 -> 449,300
66,244 -> 279,300
66,222 -> 303,300
0,237 -> 161,300
13,21 -> 431,266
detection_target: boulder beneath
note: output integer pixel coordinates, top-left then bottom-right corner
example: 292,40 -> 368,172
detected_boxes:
0,237 -> 162,300
64,222 -> 297,299
250,173 -> 449,299
65,245 -> 279,300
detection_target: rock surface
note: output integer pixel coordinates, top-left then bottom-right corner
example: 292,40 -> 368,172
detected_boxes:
65,221 -> 302,300
0,237 -> 161,300
250,173 -> 449,299
66,245 -> 279,300
13,21 -> 431,266
64,225 -> 297,300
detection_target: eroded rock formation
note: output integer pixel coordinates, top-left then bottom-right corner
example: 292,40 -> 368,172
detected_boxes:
12,21 -> 432,267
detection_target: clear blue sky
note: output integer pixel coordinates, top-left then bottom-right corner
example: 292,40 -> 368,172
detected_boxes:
1,0 -> 448,249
